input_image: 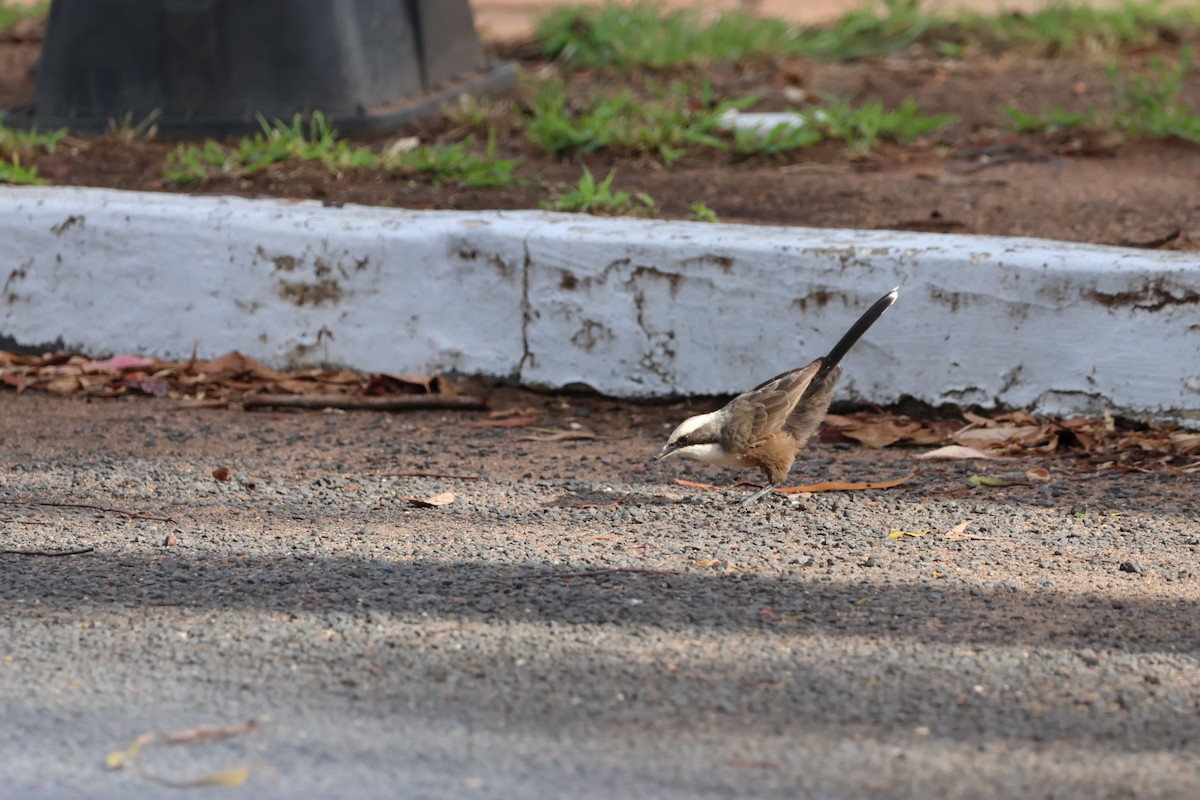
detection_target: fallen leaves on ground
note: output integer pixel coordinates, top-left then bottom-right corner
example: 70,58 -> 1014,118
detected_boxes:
825,413 -> 949,447
945,520 -> 992,541
888,529 -> 931,539
0,349 -> 466,408
105,721 -> 258,787
3,350 -> 1195,469
831,408 -> 1198,470
105,733 -> 156,770
403,491 -> 456,508
968,473 -> 1028,488
674,479 -> 717,488
142,767 -> 251,789
917,445 -> 1013,461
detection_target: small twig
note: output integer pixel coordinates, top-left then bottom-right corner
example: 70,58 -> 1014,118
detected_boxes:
0,499 -> 175,522
242,394 -> 486,411
1118,227 -> 1180,249
507,567 -> 682,580
0,518 -> 51,525
0,546 -> 94,557
375,471 -> 482,480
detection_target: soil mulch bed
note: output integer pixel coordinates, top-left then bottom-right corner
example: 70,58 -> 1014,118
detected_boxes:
2,22 -> 1200,250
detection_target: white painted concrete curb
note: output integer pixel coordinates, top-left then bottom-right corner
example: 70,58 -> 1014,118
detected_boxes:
2,186 -> 1198,419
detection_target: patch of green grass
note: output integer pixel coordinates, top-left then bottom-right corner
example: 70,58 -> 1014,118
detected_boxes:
165,112 -> 522,188
0,0 -> 48,31
965,0 -> 1200,56
163,140 -> 228,186
1108,47 -> 1200,141
535,1 -> 804,69
813,96 -> 956,153
688,202 -> 719,223
534,1 -> 1200,68
542,166 -> 654,215
1005,106 -> 1095,134
0,113 -> 67,155
442,93 -> 513,136
796,0 -> 948,61
164,112 -> 379,185
105,110 -> 161,144
0,152 -> 44,184
395,135 -> 521,188
524,78 -> 752,164
240,112 -> 378,174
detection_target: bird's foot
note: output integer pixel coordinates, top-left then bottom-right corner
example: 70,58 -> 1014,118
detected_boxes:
739,483 -> 776,505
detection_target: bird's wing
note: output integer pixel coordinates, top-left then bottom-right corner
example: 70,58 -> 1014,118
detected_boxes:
722,361 -> 821,452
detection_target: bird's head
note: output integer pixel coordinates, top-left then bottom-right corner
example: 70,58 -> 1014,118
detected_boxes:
654,411 -> 725,464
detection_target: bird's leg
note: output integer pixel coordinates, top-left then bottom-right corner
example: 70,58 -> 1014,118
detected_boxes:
739,483 -> 777,505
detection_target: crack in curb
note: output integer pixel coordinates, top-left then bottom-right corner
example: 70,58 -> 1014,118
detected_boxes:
517,225 -> 537,379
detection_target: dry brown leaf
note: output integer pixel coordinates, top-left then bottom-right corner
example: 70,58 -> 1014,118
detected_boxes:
404,492 -> 456,508
196,350 -> 283,380
275,378 -> 323,394
105,732 -> 156,770
917,445 -> 1012,460
674,479 -> 717,489
43,375 -> 81,395
945,519 -> 993,541
839,419 -> 925,448
1169,432 -> 1200,453
952,426 -> 1027,449
143,766 -> 251,789
888,529 -> 930,539
211,467 -> 231,483
82,354 -> 158,373
1025,467 -> 1051,481
962,410 -> 994,426
946,520 -> 972,537
823,412 -> 946,447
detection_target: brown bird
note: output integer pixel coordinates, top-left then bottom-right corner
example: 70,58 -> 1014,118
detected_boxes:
655,287 -> 898,503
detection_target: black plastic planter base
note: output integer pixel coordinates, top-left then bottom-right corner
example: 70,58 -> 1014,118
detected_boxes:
8,0 -> 513,138
5,62 -> 517,138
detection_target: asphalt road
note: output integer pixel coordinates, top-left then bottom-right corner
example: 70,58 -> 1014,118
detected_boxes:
2,392 -> 1198,799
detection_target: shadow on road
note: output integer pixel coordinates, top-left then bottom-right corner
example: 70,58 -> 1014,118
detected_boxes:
5,550 -> 1196,655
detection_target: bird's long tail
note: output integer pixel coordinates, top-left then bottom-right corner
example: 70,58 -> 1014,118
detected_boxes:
818,287 -> 899,375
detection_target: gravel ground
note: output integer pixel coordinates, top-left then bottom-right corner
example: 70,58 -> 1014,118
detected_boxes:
2,391 -> 1198,799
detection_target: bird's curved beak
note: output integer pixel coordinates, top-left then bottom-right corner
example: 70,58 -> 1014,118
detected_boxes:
653,444 -> 676,462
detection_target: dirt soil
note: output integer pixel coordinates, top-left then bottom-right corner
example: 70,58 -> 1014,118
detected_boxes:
3,24 -> 1200,249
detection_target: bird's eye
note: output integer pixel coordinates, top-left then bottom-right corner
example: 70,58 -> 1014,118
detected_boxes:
675,435 -> 689,447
